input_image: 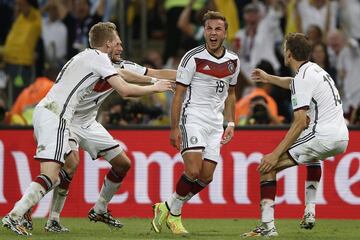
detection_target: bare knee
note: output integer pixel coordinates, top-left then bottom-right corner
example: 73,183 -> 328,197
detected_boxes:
184,168 -> 201,180
63,151 -> 80,178
110,153 -> 131,175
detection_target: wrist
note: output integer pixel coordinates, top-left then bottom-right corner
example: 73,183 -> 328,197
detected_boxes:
227,121 -> 235,128
150,77 -> 158,84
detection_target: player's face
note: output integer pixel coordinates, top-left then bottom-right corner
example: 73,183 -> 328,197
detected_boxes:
204,19 -> 226,54
108,34 -> 123,62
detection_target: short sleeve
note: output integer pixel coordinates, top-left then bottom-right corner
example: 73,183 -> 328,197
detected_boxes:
92,53 -> 118,80
230,58 -> 240,86
121,60 -> 147,75
290,76 -> 312,110
176,55 -> 196,86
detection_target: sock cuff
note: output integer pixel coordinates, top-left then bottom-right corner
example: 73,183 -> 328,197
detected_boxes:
35,174 -> 53,192
306,165 -> 322,181
195,179 -> 208,188
181,174 -> 195,184
260,180 -> 277,187
59,169 -> 72,190
106,168 -> 125,183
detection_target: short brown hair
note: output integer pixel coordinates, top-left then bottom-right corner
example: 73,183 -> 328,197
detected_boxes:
202,11 -> 228,30
285,33 -> 312,61
89,22 -> 117,48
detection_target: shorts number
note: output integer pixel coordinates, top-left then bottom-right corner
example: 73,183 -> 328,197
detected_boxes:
323,74 -> 341,106
216,81 -> 225,93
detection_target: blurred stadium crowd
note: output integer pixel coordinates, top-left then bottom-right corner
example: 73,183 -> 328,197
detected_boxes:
0,0 -> 359,126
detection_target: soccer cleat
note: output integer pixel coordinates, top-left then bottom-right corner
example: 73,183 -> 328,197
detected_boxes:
261,227 -> 278,237
300,212 -> 316,230
242,224 -> 278,237
21,208 -> 33,230
151,202 -> 169,233
88,208 -> 123,228
2,214 -> 32,236
44,220 -> 70,233
166,214 -> 189,234
242,225 -> 265,237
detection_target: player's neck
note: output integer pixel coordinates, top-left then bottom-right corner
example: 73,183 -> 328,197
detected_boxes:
292,60 -> 307,73
95,46 -> 109,54
206,45 -> 225,58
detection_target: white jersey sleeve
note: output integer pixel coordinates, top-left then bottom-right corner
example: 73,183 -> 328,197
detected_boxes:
92,53 -> 118,79
121,60 -> 147,75
176,52 -> 196,86
230,58 -> 240,86
291,75 -> 314,110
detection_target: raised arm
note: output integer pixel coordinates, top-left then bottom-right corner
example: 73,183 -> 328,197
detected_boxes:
251,68 -> 292,89
177,0 -> 197,37
107,75 -> 172,97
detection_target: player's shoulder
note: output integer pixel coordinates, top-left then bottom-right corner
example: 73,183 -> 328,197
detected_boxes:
84,48 -> 111,62
225,48 -> 240,62
180,45 -> 206,67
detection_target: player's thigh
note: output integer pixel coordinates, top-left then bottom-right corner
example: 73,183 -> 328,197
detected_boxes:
288,136 -> 348,164
203,127 -> 223,164
33,106 -> 71,165
74,122 -> 123,162
180,123 -> 206,154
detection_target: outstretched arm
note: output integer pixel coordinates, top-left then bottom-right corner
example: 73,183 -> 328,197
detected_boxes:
146,68 -> 177,80
251,68 -> 293,89
107,75 -> 172,97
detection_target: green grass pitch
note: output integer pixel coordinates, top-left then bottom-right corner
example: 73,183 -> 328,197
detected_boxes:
0,218 -> 359,239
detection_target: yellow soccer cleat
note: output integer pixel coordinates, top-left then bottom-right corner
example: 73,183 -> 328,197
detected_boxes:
166,214 -> 189,234
151,202 -> 169,233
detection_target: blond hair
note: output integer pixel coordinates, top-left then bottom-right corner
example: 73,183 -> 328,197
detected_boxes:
89,22 -> 117,48
202,11 -> 228,30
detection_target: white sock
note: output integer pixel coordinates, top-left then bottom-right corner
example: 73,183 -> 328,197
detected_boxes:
261,199 -> 275,229
48,187 -> 69,222
10,182 -> 46,220
94,176 -> 122,214
166,192 -> 193,216
305,180 -> 318,215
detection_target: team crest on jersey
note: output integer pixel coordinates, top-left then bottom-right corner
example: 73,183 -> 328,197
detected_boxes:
190,136 -> 198,144
227,61 -> 235,74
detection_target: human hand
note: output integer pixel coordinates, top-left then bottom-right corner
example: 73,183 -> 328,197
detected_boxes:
153,80 -> 174,93
221,124 -> 235,144
170,127 -> 182,150
257,152 -> 279,173
251,68 -> 270,83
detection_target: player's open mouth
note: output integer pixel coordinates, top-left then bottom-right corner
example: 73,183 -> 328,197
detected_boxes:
210,38 -> 217,44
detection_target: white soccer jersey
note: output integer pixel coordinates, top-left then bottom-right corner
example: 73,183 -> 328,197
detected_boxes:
290,61 -> 348,140
71,60 -> 147,124
176,45 -> 240,127
38,49 -> 118,121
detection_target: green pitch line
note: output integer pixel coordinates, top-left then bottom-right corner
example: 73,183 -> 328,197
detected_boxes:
0,218 -> 359,240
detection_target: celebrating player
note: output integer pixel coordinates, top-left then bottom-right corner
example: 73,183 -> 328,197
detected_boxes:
242,33 -> 349,237
151,11 -> 240,234
2,22 -> 173,236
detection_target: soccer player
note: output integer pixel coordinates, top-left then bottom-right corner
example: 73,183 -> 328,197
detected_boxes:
151,11 -> 240,234
242,33 -> 349,237
1,22 -> 173,236
41,40 -> 177,233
